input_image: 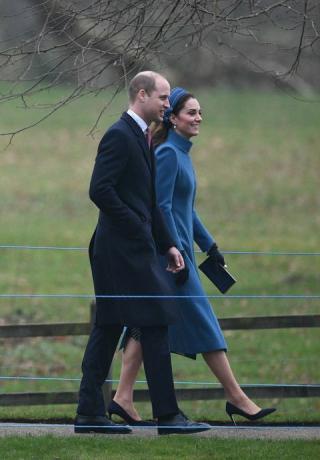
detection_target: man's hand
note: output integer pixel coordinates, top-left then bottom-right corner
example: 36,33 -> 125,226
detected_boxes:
166,247 -> 185,273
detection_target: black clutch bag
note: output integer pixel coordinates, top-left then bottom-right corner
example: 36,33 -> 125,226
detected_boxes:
198,257 -> 236,294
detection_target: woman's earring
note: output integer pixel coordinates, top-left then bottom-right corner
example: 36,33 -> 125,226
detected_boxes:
173,124 -> 177,129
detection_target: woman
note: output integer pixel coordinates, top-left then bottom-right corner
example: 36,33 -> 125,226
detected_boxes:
108,88 -> 276,425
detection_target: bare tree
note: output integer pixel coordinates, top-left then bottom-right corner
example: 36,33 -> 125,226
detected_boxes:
1,0 -> 319,139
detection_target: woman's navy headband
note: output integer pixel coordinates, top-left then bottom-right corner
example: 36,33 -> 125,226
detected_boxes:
163,87 -> 189,126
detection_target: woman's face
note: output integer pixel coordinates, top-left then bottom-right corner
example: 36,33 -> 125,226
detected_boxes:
170,97 -> 202,139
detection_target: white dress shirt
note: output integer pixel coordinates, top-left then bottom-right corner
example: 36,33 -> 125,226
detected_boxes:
127,109 -> 148,134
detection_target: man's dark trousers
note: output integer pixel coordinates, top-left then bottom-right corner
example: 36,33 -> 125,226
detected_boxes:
77,324 -> 179,418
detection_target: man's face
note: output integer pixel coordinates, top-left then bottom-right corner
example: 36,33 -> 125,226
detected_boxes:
143,77 -> 170,123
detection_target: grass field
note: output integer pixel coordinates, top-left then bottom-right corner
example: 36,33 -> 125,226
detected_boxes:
0,85 -> 319,434
1,436 -> 320,460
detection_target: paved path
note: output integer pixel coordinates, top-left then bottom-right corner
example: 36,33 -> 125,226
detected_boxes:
0,424 -> 319,440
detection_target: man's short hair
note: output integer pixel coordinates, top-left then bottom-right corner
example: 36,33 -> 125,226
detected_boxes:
128,71 -> 159,102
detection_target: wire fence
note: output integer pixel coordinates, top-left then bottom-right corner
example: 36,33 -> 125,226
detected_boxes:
0,243 -> 319,414
0,375 -> 319,389
1,244 -> 320,256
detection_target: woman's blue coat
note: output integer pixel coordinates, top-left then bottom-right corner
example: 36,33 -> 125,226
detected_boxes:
155,129 -> 227,358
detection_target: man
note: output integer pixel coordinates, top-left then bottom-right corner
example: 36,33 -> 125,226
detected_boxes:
75,71 -> 211,435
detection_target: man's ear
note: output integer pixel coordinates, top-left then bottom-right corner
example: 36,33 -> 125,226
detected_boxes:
137,89 -> 146,103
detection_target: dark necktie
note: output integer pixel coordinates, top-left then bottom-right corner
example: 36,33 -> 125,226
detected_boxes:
145,127 -> 152,149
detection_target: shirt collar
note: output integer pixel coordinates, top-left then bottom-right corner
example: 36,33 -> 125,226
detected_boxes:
127,109 -> 148,133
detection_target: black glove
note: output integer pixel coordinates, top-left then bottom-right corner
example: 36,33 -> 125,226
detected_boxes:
207,243 -> 225,271
174,250 -> 189,285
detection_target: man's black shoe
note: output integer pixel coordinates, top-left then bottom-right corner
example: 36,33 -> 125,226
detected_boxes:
74,414 -> 132,434
158,411 -> 212,435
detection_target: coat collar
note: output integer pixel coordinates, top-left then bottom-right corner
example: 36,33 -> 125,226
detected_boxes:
167,129 -> 192,153
121,111 -> 145,137
126,109 -> 148,133
121,112 -> 152,172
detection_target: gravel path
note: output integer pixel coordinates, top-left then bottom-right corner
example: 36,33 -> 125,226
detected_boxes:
0,423 -> 319,440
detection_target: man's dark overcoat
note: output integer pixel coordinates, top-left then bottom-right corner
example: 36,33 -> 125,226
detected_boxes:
89,112 -> 178,326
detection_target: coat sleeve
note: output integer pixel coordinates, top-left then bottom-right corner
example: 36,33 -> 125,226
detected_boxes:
193,209 -> 215,252
155,145 -> 184,251
152,206 -> 176,255
89,127 -> 144,234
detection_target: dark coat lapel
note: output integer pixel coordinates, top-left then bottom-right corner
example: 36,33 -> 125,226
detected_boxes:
121,112 -> 152,173
150,142 -> 157,205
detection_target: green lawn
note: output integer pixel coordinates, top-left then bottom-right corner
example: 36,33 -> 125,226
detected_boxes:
1,436 -> 319,460
0,86 -> 319,424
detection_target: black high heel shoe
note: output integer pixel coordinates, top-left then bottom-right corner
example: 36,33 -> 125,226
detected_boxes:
108,400 -> 155,426
226,401 -> 276,425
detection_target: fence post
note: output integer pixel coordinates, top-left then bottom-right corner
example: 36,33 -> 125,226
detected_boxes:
90,302 -> 113,408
